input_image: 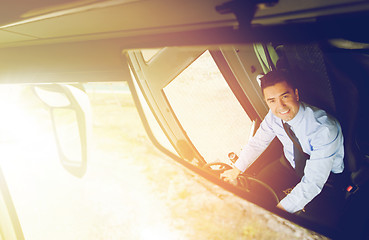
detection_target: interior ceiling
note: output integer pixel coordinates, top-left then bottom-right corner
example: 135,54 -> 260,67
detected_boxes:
0,0 -> 238,47
0,0 -> 78,25
0,0 -> 368,84
1,0 -> 369,48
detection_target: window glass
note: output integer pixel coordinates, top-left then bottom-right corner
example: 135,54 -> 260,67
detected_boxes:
163,51 -> 253,163
0,82 -> 323,240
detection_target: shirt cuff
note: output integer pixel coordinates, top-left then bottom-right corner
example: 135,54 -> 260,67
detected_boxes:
234,160 -> 246,173
279,195 -> 303,213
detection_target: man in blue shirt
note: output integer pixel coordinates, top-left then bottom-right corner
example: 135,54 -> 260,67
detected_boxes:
221,70 -> 344,214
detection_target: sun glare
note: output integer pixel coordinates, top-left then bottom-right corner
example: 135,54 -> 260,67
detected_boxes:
0,85 -> 55,160
140,225 -> 180,240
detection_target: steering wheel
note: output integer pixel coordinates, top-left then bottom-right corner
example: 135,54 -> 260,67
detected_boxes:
202,162 -> 280,205
237,174 -> 280,205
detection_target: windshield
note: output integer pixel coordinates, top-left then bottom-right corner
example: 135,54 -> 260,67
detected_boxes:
0,81 -> 322,239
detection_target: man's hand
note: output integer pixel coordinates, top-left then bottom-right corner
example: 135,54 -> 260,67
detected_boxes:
276,202 -> 286,211
220,167 -> 241,182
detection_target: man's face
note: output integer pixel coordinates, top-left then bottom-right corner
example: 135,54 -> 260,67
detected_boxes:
263,81 -> 300,121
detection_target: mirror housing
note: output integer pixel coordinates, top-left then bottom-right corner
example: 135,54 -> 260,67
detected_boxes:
33,84 -> 91,178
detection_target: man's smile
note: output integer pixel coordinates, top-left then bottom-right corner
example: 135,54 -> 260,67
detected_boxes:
279,109 -> 290,115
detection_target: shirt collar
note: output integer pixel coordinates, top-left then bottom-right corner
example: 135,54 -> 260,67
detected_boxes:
284,102 -> 304,126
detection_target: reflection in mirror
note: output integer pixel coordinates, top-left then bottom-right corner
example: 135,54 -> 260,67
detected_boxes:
163,51 -> 253,164
52,108 -> 82,162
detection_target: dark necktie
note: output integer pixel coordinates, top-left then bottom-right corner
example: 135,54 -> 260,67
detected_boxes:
282,121 -> 310,178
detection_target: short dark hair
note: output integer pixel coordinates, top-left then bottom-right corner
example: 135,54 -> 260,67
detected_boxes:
260,70 -> 296,95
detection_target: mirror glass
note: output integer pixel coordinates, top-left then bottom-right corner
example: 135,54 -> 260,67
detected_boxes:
52,108 -> 82,162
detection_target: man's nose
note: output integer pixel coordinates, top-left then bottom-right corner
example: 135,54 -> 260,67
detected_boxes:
276,99 -> 286,107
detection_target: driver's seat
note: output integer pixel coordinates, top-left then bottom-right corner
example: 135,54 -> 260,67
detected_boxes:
278,42 -> 369,191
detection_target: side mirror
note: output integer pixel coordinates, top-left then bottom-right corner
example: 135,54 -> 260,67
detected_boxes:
33,84 -> 91,178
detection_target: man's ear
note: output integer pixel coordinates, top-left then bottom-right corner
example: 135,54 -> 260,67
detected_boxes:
295,88 -> 299,101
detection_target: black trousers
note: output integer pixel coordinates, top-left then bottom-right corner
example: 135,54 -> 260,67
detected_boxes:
256,156 -> 346,225
256,156 -> 300,200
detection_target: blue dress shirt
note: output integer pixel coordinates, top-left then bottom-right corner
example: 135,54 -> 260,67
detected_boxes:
234,102 -> 344,213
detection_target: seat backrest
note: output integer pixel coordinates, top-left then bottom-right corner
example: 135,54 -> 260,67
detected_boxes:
279,43 -> 336,116
277,42 -> 368,184
322,45 -> 369,185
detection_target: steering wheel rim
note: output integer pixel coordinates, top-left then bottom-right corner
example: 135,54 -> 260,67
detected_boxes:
202,162 -> 280,205
237,175 -> 280,205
